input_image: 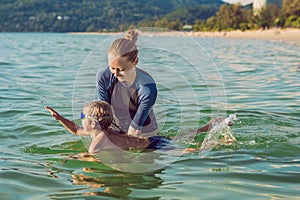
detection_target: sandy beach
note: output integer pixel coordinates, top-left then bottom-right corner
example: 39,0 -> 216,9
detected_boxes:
70,28 -> 300,46
186,28 -> 300,46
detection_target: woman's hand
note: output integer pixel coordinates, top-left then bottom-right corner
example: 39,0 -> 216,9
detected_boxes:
44,106 -> 62,121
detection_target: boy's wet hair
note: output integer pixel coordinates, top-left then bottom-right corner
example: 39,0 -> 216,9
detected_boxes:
83,101 -> 113,130
108,29 -> 138,63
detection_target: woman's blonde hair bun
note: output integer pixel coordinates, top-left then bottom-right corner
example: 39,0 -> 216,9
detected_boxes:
125,29 -> 138,43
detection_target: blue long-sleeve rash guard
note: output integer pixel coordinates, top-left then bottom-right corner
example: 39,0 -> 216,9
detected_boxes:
96,66 -> 158,134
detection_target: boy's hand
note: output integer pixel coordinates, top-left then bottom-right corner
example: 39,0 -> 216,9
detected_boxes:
44,106 -> 62,120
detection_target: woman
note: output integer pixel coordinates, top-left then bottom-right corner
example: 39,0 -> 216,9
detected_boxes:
96,29 -> 158,138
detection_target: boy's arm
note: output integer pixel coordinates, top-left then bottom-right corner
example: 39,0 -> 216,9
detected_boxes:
44,106 -> 89,136
197,118 -> 234,133
197,124 -> 210,133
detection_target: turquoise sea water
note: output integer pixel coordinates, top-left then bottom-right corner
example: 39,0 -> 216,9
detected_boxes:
0,32 -> 299,199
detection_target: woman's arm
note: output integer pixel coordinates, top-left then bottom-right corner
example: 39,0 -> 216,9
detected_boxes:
44,106 -> 89,136
96,67 -> 112,102
129,84 -> 158,137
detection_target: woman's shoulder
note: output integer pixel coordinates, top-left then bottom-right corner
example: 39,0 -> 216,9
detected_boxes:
135,67 -> 156,85
96,66 -> 117,85
96,66 -> 110,78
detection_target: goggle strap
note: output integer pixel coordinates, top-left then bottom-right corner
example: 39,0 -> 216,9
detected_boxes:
80,112 -> 112,120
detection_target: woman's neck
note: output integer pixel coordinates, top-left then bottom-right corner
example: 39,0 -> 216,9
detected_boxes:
122,67 -> 136,86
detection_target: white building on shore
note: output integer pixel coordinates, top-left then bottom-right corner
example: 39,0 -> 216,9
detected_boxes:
253,0 -> 267,15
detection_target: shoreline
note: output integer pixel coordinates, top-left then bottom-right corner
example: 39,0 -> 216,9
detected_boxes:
187,28 -> 300,46
69,28 -> 300,46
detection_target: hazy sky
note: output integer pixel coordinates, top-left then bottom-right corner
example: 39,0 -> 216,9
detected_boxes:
222,0 -> 253,5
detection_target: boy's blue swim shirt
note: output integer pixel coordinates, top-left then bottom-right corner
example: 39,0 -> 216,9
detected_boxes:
96,66 -> 158,134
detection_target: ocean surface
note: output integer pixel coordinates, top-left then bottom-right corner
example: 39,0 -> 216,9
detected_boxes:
0,32 -> 299,199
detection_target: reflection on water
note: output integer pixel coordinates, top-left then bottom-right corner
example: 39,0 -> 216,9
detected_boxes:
44,154 -> 165,199
68,166 -> 163,198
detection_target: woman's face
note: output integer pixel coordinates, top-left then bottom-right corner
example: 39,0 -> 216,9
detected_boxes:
108,54 -> 136,82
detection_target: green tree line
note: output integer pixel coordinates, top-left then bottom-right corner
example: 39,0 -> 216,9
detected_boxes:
192,0 -> 300,31
0,0 -> 298,32
0,0 -> 223,32
142,0 -> 299,31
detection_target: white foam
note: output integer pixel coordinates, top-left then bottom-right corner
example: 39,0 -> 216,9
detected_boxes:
200,114 -> 237,151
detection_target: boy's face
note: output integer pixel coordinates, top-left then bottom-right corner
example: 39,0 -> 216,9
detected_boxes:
108,54 -> 135,82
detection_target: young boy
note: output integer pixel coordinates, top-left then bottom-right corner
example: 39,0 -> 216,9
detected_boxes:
44,101 -> 171,153
45,101 -> 234,154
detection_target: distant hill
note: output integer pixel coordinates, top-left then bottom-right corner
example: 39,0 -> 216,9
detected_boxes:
164,5 -> 221,24
0,0 -> 225,32
0,0 -> 284,32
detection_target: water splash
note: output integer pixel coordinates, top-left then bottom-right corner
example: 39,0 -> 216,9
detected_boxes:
200,114 -> 237,151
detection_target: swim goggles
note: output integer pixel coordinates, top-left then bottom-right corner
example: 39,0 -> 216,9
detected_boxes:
80,112 -> 112,120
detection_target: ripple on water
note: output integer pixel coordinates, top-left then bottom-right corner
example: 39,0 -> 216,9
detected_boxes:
0,33 -> 299,199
